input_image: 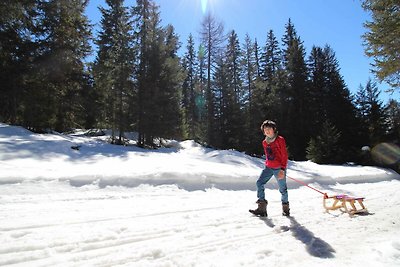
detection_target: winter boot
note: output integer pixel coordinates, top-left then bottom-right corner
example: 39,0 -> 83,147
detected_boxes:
282,202 -> 290,216
249,199 -> 268,217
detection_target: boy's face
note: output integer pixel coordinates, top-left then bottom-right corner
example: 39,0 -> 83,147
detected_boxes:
263,127 -> 275,138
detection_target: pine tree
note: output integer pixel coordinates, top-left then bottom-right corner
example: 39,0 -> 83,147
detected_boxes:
254,39 -> 262,78
199,13 -> 225,147
210,30 -> 246,150
306,120 -> 343,164
355,78 -> 388,146
308,45 -> 362,161
26,0 -> 92,132
362,0 -> 400,90
221,30 -> 244,150
196,43 -> 207,142
0,0 -> 39,125
182,34 -> 198,139
81,68 -> 97,129
155,24 -> 184,141
281,19 -> 309,159
308,46 -> 327,131
93,0 -> 135,144
261,29 -> 284,122
261,30 -> 281,82
134,0 -> 183,146
213,55 -> 227,148
385,99 -> 400,142
242,34 -> 259,154
134,0 -> 163,146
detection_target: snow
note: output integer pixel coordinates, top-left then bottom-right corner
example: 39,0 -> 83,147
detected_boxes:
0,122 -> 399,267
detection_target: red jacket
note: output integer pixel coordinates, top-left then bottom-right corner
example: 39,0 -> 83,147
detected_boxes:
262,136 -> 288,170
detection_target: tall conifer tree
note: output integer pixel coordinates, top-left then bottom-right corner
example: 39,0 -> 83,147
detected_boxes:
133,0 -> 183,146
242,34 -> 260,154
220,30 -> 244,150
134,0 -> 162,146
155,24 -> 184,141
308,46 -> 327,132
385,99 -> 400,142
94,0 -> 135,144
281,19 -> 309,159
182,34 -> 199,139
29,0 -> 91,132
199,13 -> 225,147
355,79 -> 388,146
308,45 -> 361,161
362,0 -> 400,90
260,29 -> 284,123
0,0 -> 39,125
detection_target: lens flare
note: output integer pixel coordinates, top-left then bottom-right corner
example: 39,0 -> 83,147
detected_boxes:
371,143 -> 400,166
201,0 -> 208,14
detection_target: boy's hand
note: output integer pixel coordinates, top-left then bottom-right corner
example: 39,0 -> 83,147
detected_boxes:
278,169 -> 285,179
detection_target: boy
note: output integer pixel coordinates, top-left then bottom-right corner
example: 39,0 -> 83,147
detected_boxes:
249,120 -> 290,217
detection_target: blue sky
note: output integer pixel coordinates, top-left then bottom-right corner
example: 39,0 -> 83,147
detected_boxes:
86,0 -> 399,104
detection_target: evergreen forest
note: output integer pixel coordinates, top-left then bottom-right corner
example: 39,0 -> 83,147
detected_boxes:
1,0 -> 399,169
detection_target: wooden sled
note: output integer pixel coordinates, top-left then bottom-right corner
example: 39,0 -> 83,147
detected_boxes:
323,194 -> 368,215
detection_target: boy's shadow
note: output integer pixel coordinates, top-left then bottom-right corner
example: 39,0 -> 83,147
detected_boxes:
289,216 -> 336,258
260,216 -> 336,258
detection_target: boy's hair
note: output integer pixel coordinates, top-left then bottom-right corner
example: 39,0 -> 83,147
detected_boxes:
260,120 -> 277,132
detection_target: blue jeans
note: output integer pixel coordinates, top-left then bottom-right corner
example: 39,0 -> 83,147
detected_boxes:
257,167 -> 289,203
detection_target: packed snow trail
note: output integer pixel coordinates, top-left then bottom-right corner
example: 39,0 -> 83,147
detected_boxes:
1,180 -> 399,267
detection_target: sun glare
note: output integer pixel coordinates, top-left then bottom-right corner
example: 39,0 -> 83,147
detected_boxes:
199,0 -> 227,16
201,0 -> 208,14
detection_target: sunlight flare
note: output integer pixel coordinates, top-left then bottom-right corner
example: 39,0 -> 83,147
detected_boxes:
201,0 -> 208,14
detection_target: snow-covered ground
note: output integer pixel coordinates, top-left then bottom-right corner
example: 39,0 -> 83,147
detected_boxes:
0,122 -> 399,267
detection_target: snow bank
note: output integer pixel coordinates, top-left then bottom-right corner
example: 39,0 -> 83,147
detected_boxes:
0,123 -> 398,191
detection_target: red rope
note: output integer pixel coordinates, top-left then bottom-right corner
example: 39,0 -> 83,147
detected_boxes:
287,175 -> 328,198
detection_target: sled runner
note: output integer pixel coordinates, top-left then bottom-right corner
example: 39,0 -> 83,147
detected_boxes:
323,194 -> 368,215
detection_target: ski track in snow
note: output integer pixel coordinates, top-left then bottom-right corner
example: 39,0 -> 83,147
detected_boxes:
1,181 -> 400,267
0,184 -> 264,266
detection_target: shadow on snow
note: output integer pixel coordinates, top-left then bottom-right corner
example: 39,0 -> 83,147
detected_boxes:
260,216 -> 336,259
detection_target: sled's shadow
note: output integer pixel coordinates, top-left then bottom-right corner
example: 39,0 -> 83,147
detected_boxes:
260,216 -> 336,258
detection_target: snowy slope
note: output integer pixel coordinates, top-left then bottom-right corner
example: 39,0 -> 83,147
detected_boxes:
0,123 -> 399,267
